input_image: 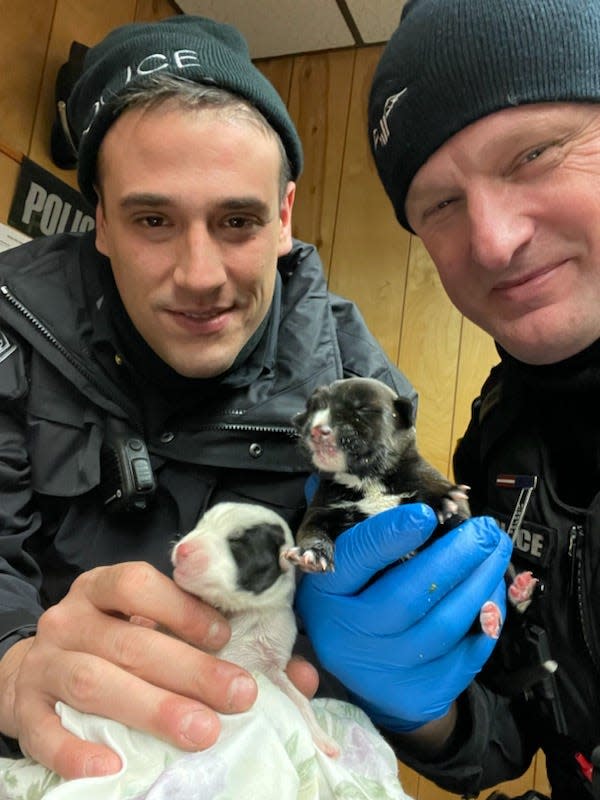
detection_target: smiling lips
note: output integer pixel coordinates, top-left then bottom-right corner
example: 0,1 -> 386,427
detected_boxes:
167,305 -> 234,333
493,260 -> 565,294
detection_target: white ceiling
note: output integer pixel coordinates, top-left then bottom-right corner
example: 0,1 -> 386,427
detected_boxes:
174,0 -> 408,59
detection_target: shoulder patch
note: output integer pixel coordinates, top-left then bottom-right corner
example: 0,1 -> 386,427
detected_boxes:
0,329 -> 16,364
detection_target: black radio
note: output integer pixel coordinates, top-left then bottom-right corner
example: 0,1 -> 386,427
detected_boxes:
100,420 -> 156,513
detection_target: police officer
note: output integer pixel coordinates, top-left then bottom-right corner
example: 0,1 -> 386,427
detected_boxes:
298,0 -> 600,797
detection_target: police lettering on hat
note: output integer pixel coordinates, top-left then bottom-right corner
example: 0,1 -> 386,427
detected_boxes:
368,0 -> 600,232
67,15 -> 303,206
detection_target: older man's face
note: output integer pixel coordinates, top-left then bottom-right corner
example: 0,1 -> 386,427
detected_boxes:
95,104 -> 294,378
406,102 -> 600,365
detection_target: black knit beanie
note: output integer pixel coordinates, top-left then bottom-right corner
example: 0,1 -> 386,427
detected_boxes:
67,15 -> 303,205
369,0 -> 600,231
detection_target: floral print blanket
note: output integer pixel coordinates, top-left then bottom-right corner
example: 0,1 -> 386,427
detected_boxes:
0,674 -> 412,800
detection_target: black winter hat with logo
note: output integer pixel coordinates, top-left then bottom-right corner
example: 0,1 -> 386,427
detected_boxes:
67,15 -> 303,205
369,0 -> 600,231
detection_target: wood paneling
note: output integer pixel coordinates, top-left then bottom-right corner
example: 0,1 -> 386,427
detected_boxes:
0,154 -> 21,225
329,45 -> 411,363
28,0 -> 137,191
451,317 -> 499,475
256,57 -> 294,106
134,0 -> 180,21
287,48 -> 355,272
398,237 -> 462,472
0,0 -> 55,155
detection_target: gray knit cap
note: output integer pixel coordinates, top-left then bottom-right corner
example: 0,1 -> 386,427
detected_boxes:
68,15 -> 303,205
369,0 -> 600,231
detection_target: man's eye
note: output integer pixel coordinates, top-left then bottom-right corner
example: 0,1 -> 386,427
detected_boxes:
422,197 -> 454,219
524,146 -> 547,163
226,216 -> 252,229
143,216 -> 165,227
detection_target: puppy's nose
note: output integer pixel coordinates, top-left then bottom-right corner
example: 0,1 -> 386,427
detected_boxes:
311,424 -> 332,441
173,541 -> 193,562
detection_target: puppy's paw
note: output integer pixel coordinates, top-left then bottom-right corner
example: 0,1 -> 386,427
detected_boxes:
433,484 -> 471,526
508,570 -> 538,613
479,600 -> 502,639
282,542 -> 334,573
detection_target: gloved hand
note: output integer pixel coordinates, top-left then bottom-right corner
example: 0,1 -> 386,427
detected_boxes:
295,504 -> 512,731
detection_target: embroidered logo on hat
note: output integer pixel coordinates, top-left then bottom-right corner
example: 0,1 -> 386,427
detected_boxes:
81,48 -> 217,138
371,88 -> 407,150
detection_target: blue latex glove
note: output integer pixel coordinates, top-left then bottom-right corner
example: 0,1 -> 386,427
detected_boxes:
295,504 -> 512,731
304,473 -> 320,504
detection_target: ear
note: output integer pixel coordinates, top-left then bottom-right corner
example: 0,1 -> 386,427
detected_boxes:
292,409 -> 308,432
94,193 -> 109,257
393,396 -> 414,429
277,181 -> 296,256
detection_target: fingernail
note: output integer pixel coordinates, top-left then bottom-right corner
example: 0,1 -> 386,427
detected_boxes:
205,620 -> 229,649
226,675 -> 257,711
84,752 -> 121,777
180,709 -> 217,747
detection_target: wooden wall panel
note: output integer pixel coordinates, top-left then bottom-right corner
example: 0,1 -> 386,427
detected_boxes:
134,0 -> 179,22
328,45 -> 411,364
398,237 -> 462,473
535,751 -> 551,794
28,0 -> 137,192
256,57 -> 294,106
0,0 -> 55,155
451,318 -> 499,474
0,154 -> 21,225
286,49 -> 355,272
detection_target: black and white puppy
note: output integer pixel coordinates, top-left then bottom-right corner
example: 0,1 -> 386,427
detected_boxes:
286,377 -> 469,563
171,502 -> 340,757
284,377 -> 508,638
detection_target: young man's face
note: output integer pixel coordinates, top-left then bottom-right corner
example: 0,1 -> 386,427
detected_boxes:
95,104 -> 295,378
405,102 -> 600,365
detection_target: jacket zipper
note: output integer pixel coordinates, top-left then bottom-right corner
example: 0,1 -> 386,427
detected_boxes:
1,284 -> 107,394
194,422 -> 298,437
568,523 -> 600,674
2,285 -> 300,440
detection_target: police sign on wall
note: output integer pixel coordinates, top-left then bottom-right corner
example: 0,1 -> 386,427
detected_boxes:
8,157 -> 94,238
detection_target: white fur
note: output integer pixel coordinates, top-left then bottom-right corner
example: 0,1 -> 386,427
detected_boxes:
333,473 -> 417,516
171,502 -> 340,757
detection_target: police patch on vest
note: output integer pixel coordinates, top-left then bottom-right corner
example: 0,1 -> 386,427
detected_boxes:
493,511 -> 555,569
0,330 -> 16,364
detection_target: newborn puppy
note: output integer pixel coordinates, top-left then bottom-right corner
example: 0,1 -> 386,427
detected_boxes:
287,377 -> 469,565
171,502 -> 340,757
284,377 -> 507,638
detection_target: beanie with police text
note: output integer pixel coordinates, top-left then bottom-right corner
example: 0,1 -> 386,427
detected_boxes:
68,15 -> 303,205
368,0 -> 600,231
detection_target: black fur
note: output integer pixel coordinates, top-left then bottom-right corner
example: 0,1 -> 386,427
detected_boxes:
228,522 -> 287,593
290,377 -> 470,571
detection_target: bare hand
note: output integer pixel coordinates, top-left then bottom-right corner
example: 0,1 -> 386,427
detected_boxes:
0,562 -> 258,779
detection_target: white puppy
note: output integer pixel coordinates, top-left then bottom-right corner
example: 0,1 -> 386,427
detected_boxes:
171,502 -> 340,758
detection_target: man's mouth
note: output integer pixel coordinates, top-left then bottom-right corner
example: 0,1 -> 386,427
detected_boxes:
494,261 -> 564,292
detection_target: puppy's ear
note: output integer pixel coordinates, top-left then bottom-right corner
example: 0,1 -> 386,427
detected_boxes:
392,396 -> 414,429
292,410 -> 308,431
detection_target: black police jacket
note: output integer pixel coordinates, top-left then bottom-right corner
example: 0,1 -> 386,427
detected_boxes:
395,342 -> 600,799
0,231 -> 415,756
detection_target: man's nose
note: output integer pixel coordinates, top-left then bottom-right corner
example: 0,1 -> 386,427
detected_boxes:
467,183 -> 534,270
173,225 -> 227,291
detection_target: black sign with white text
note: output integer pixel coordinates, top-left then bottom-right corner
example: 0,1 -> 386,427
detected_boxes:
9,157 -> 95,238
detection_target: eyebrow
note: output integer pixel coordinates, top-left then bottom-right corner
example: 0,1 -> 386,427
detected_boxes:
119,192 -> 272,216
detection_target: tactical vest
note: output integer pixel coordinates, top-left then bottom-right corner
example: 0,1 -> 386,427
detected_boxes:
464,377 -> 600,797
